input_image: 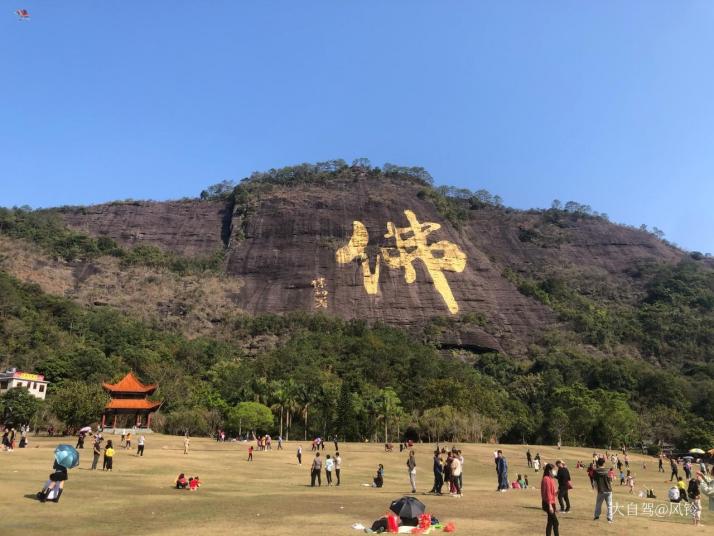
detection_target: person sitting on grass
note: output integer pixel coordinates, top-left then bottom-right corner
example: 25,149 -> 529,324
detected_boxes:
176,473 -> 188,489
677,476 -> 689,502
668,485 -> 681,503
189,476 -> 201,491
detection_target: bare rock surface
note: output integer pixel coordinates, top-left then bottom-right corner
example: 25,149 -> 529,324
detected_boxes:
50,177 -> 690,354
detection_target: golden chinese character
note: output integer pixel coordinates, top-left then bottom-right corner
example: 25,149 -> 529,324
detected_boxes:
335,210 -> 467,313
311,277 -> 329,309
335,221 -> 380,295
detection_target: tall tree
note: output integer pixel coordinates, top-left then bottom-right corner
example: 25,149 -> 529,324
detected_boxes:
1,387 -> 41,426
336,381 -> 359,441
50,381 -> 109,430
377,387 -> 402,443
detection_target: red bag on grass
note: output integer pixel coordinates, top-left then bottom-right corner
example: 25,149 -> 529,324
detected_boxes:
387,514 -> 400,533
443,521 -> 457,532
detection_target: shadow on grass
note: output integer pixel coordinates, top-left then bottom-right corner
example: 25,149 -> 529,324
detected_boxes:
23,493 -> 40,501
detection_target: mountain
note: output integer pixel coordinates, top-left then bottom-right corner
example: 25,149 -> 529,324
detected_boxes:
4,167 -> 693,355
1,162 -> 712,447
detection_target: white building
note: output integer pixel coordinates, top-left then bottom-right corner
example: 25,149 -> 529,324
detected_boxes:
0,368 -> 48,400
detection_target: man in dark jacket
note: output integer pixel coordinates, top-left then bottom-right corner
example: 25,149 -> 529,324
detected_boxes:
430,450 -> 444,495
496,450 -> 508,491
556,460 -> 571,512
593,458 -> 613,523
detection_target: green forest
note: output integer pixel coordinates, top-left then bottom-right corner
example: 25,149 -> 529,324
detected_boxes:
1,162 -> 713,451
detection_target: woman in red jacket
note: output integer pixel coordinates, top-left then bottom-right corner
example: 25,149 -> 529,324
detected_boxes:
541,463 -> 559,536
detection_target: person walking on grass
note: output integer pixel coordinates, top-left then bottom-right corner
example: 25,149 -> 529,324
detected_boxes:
626,470 -> 635,494
125,432 -> 132,450
137,435 -> 145,456
183,435 -> 190,455
593,458 -> 613,523
555,460 -> 571,513
310,452 -> 322,487
541,463 -> 560,536
407,450 -> 417,493
496,450 -> 509,492
248,445 -> 253,462
457,450 -> 464,493
297,445 -> 302,465
325,454 -> 334,486
658,455 -> 664,473
450,452 -> 463,498
670,456 -> 679,482
527,448 -> 533,468
335,452 -> 342,486
91,439 -> 101,470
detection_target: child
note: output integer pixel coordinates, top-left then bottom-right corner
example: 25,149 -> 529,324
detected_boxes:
248,445 -> 254,462
688,478 -> 701,526
176,473 -> 188,489
511,479 -> 521,489
677,476 -> 689,502
626,470 -> 635,494
619,470 -> 625,485
189,476 -> 201,491
524,475 -> 529,489
607,467 -> 615,481
103,440 -> 115,471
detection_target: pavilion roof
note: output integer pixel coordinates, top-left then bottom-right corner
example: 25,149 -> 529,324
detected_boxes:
102,372 -> 157,394
105,399 -> 162,411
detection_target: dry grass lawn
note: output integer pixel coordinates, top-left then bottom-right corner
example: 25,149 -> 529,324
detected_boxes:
0,434 -> 709,535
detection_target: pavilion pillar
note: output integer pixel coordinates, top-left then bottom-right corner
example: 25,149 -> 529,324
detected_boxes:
147,413 -> 152,428
135,413 -> 141,427
112,413 -> 117,429
101,413 -> 106,428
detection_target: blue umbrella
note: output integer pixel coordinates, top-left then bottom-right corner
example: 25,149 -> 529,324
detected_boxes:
54,444 -> 80,469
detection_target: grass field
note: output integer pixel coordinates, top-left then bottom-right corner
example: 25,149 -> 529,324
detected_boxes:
0,434 -> 709,535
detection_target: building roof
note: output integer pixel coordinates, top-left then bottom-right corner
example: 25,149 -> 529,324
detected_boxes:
105,399 -> 162,411
0,369 -> 46,382
102,372 -> 157,394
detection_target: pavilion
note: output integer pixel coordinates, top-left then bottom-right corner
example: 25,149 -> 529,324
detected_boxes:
101,372 -> 162,431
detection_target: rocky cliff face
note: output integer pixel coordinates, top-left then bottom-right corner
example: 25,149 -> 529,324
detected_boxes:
55,176 -> 687,354
60,199 -> 229,257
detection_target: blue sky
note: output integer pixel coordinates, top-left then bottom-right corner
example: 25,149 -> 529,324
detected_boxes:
2,1 -> 713,252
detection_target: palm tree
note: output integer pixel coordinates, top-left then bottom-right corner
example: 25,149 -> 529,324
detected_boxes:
376,387 -> 402,443
270,380 -> 288,439
283,379 -> 300,441
297,385 -> 315,440
252,377 -> 270,405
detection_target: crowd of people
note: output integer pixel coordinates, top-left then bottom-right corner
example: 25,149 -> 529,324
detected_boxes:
309,450 -> 343,487
10,423 -> 714,533
2,425 -> 30,450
